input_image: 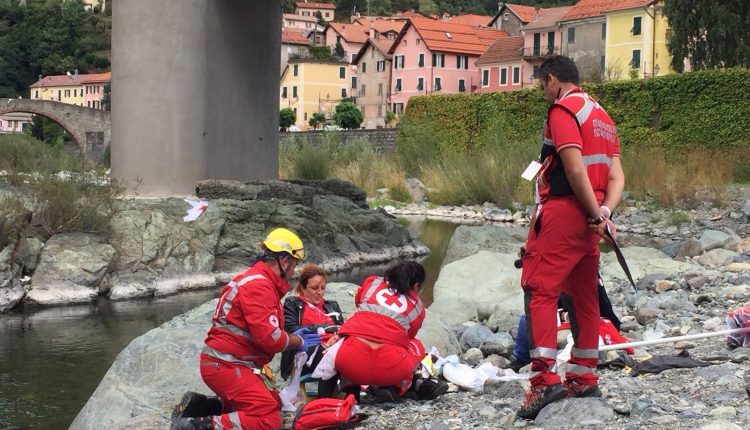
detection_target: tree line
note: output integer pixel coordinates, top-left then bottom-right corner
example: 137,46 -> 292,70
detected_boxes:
0,0 -> 111,98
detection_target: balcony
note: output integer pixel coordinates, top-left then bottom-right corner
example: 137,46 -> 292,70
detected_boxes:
523,46 -> 561,59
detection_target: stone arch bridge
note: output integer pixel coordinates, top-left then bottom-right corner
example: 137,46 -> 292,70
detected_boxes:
0,98 -> 110,164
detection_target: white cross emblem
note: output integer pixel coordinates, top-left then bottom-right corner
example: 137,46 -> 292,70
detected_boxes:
375,289 -> 408,314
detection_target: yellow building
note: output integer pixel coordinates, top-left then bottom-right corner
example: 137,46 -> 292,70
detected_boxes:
30,72 -> 111,109
280,59 -> 350,130
604,1 -> 672,80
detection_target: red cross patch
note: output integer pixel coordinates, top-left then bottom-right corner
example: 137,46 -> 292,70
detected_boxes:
375,289 -> 407,313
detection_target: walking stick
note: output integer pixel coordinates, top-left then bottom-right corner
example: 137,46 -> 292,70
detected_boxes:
599,327 -> 750,352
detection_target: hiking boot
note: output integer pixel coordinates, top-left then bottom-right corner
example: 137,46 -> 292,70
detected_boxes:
367,385 -> 401,403
414,377 -> 449,400
170,416 -> 213,430
171,392 -> 222,420
516,383 -> 567,420
565,379 -> 602,398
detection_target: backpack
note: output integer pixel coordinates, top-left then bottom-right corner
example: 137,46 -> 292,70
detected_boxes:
292,394 -> 368,430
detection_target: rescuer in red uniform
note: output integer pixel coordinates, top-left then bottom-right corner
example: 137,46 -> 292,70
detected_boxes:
334,260 -> 448,402
171,228 -> 321,430
517,55 -> 625,419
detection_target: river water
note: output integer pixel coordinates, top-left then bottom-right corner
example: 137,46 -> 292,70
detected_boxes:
0,217 -> 460,429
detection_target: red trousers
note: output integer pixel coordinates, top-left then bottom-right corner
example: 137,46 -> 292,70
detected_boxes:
521,197 -> 600,387
335,336 -> 425,395
200,354 -> 282,430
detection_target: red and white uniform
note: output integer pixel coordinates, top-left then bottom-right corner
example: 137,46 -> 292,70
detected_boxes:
523,88 -> 620,387
336,275 -> 425,395
200,261 -> 292,430
298,295 -> 337,344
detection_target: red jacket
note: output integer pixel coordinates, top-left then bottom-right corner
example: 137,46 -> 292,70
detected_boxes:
203,261 -> 292,367
339,275 -> 425,349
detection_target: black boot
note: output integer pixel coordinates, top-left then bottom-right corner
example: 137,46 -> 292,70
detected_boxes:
412,374 -> 449,400
170,416 -> 213,430
366,385 -> 401,403
172,392 -> 223,420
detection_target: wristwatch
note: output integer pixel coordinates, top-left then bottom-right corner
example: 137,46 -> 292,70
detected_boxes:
591,215 -> 607,225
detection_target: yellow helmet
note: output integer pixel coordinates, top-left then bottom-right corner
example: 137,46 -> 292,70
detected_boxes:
261,228 -> 305,261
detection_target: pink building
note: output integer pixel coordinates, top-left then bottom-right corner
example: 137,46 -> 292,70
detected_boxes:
520,6 -> 571,85
387,18 -> 507,114
475,36 -> 525,93
0,112 -> 32,134
325,23 -> 369,63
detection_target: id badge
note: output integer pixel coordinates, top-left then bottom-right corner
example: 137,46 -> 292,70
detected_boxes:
521,161 -> 542,181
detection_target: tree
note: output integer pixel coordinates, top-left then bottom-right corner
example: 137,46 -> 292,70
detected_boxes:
308,45 -> 335,61
333,102 -> 363,129
334,42 -> 345,60
280,108 -> 297,130
314,10 -> 326,27
664,0 -> 750,72
308,112 -> 326,129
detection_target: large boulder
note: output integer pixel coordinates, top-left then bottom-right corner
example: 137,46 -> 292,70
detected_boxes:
599,246 -> 695,286
430,251 -> 523,325
69,300 -> 217,430
442,225 -> 527,266
0,244 -> 24,312
26,233 -> 115,306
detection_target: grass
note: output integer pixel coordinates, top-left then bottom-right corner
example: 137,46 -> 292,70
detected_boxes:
0,134 -> 121,241
669,212 -> 691,226
0,195 -> 29,249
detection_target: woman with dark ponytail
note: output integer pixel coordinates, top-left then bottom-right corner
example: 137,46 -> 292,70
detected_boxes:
331,260 -> 447,403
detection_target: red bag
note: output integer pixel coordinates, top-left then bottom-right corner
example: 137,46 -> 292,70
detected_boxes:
292,394 -> 368,430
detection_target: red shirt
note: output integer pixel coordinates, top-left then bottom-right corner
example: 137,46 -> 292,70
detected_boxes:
298,294 -> 336,343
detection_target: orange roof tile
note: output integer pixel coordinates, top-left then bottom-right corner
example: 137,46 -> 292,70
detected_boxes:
476,36 -> 524,65
282,28 -> 311,45
295,1 -> 336,10
524,6 -> 572,30
394,10 -> 432,19
562,0 -> 655,22
30,72 -> 111,88
396,18 -> 507,56
444,14 -> 493,27
327,22 -> 370,44
506,4 -> 541,23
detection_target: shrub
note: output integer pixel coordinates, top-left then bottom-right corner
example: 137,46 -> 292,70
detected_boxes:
280,108 -> 296,129
0,195 -> 29,249
333,101 -> 363,129
387,182 -> 412,203
290,144 -> 331,180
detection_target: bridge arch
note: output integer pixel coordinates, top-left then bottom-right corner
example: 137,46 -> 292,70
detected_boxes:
0,99 -> 110,164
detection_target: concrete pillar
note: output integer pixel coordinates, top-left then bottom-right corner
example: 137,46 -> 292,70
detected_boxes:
112,0 -> 281,196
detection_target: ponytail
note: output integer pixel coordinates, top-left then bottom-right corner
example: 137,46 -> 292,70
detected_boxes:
384,261 -> 425,295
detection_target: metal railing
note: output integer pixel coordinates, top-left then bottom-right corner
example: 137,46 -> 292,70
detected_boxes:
522,46 -> 561,58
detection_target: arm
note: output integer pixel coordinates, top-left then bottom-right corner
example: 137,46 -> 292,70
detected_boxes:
283,296 -> 303,334
559,147 -> 601,220
601,156 -> 624,215
240,283 -> 300,353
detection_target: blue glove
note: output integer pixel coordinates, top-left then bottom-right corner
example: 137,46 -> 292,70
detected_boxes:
292,327 -> 321,351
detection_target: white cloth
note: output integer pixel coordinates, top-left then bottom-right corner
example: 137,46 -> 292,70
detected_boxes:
279,351 -> 308,412
311,337 -> 344,381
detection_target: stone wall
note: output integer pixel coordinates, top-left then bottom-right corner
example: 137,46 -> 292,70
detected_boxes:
280,128 -> 398,152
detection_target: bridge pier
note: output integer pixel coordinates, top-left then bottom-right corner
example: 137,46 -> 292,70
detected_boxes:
112,0 -> 281,196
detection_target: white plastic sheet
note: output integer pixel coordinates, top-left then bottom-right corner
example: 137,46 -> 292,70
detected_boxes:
311,337 -> 344,381
441,355 -> 499,391
279,351 -> 308,412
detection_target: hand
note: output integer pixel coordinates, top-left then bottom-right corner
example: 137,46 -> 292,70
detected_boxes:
292,327 -> 321,351
324,334 -> 340,348
591,219 -> 617,245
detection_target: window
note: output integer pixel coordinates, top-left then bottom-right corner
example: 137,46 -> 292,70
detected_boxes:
434,77 -> 442,92
351,76 -> 357,88
293,64 -> 299,76
513,66 -> 520,84
362,62 -> 367,73
482,69 -> 489,86
293,108 -> 297,116
282,87 -> 288,98
393,103 -> 404,114
457,55 -> 469,69
378,105 -> 383,116
533,33 -> 541,56
377,60 -> 386,72
458,79 -> 466,93
568,27 -> 576,43
600,55 -> 606,73
304,112 -> 308,121
432,52 -> 445,68
547,32 -> 555,54
360,84 -> 366,96
378,83 -> 383,95
302,11 -> 310,16
500,68 -> 508,85
601,22 -> 607,39
417,77 -> 424,91
325,12 -> 330,18
35,90 -> 38,98
631,49 -> 641,69
292,86 -> 298,98
532,66 -> 539,79
341,88 -> 347,98
395,55 -> 405,69
339,66 -> 345,79
416,38 -> 421,45
395,78 -> 402,92
632,16 -> 642,35
418,53 -> 424,67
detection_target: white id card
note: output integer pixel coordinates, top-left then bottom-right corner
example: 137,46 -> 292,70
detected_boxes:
521,161 -> 542,181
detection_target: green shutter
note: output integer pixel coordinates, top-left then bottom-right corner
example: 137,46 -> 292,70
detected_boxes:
432,53 -> 436,67
417,78 -> 423,91
362,62 -> 366,73
459,80 -> 466,92
501,69 -> 507,85
513,67 -> 519,83
632,50 -> 641,68
419,54 -> 424,67
339,67 -> 345,79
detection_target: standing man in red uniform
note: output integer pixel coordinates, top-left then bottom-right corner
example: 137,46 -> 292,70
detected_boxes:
171,228 -> 321,430
517,55 -> 625,419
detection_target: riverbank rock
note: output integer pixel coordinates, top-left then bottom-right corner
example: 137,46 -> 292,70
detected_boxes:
26,233 -> 115,306
442,225 -> 527,266
599,246 -> 695,286
0,244 -> 24,312
430,251 -> 523,325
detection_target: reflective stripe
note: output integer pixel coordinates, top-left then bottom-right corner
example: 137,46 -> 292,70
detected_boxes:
271,327 -> 282,341
218,274 -> 267,327
567,363 -> 596,375
212,321 -> 253,340
571,347 -> 599,359
582,154 -> 612,168
213,416 -> 224,430
575,98 -> 594,125
530,347 -> 557,360
361,277 -> 384,303
228,411 -> 242,430
543,137 -> 553,146
202,346 -> 260,370
404,300 -> 423,324
357,303 -> 410,332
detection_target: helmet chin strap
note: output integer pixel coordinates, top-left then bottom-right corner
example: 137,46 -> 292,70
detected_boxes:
277,259 -> 287,279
